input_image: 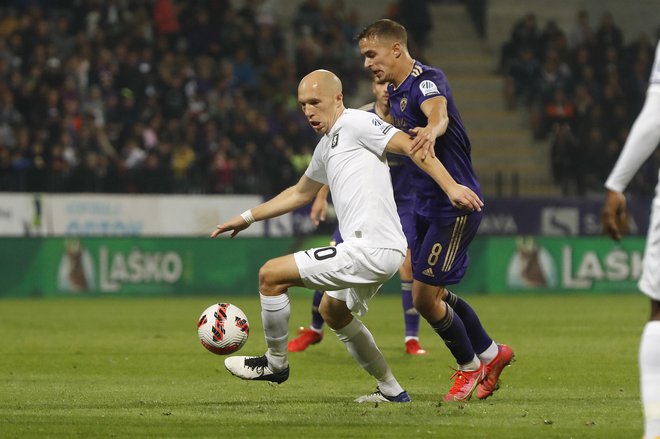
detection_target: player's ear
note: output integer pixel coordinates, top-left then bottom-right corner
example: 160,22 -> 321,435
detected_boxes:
392,41 -> 403,58
392,41 -> 401,58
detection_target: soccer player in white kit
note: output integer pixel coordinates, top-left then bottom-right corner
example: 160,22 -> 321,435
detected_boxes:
602,40 -> 660,439
211,69 -> 483,403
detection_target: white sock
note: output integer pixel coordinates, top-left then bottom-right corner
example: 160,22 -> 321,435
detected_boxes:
333,317 -> 404,397
458,354 -> 482,372
640,321 -> 660,439
260,293 -> 290,371
478,341 -> 499,365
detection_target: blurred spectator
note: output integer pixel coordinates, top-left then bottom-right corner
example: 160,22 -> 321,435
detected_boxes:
499,13 -> 540,74
207,149 -> 234,194
171,141 -> 195,192
540,88 -> 575,138
137,150 -> 172,193
568,9 -> 593,49
595,12 -> 623,55
502,10 -> 659,195
0,0 -> 380,195
550,122 -> 580,195
154,0 -> 179,37
503,46 -> 540,109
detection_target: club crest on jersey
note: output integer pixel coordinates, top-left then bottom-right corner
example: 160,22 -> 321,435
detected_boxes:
400,97 -> 408,112
419,80 -> 439,96
331,133 -> 339,148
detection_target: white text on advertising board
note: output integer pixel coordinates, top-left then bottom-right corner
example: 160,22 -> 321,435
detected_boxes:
99,247 -> 183,292
562,246 -> 643,289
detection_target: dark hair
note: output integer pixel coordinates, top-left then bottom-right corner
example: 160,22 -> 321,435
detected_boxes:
356,19 -> 408,45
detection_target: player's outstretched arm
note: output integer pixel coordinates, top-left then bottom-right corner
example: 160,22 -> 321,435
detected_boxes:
211,176 -> 324,238
408,96 -> 448,160
386,131 -> 483,212
602,190 -> 629,241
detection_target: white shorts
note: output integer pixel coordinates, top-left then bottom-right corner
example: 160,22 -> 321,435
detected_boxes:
293,240 -> 404,316
640,195 -> 660,300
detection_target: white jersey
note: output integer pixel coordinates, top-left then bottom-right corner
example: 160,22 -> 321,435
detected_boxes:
604,40 -> 660,193
305,108 -> 406,254
603,40 -> 660,299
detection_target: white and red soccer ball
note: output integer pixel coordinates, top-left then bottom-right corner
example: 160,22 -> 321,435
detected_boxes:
197,303 -> 249,355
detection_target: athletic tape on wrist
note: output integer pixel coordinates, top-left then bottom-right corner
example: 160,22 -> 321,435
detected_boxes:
241,209 -> 255,225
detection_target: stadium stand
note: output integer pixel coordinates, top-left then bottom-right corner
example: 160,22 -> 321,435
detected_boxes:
0,0 -> 389,196
500,9 -> 660,196
2,0 -> 655,199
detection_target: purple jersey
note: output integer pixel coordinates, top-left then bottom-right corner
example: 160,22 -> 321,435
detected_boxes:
388,61 -> 482,219
364,103 -> 415,210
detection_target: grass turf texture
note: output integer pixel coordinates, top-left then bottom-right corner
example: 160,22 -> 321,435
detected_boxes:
0,292 -> 646,438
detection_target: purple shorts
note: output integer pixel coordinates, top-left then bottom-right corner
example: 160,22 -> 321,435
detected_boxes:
411,211 -> 482,286
331,228 -> 343,246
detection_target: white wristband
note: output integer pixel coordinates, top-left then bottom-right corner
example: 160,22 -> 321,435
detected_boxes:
240,209 -> 255,225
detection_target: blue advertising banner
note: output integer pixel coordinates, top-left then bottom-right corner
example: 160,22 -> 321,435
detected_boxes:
476,196 -> 652,236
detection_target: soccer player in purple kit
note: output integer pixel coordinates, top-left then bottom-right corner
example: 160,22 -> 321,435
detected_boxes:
358,19 -> 515,402
289,78 -> 427,356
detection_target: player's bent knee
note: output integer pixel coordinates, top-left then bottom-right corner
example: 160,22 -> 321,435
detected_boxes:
259,255 -> 303,295
319,296 -> 352,329
412,298 -> 433,319
412,289 -> 445,321
258,260 -> 283,295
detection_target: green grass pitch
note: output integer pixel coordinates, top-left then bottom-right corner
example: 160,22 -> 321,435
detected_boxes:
0,292 -> 647,438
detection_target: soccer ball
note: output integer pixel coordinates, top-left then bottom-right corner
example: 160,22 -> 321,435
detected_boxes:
197,303 -> 250,355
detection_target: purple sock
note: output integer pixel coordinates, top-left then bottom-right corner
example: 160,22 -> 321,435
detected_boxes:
310,290 -> 325,331
401,281 -> 419,338
429,303 -> 475,365
444,290 -> 493,355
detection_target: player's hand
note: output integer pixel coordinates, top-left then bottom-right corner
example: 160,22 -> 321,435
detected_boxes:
211,215 -> 250,239
602,190 -> 629,241
408,126 -> 437,160
310,197 -> 328,227
447,184 -> 484,212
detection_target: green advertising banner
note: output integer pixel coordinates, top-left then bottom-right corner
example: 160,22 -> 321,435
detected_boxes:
452,236 -> 646,294
0,237 -> 296,298
0,236 -> 647,298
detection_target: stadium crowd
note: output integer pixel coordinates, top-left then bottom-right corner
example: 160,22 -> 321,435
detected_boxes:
501,10 -> 660,196
0,0 -> 383,196
7,2 -> 651,199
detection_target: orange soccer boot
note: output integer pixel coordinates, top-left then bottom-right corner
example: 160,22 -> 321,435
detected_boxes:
476,344 -> 515,399
443,362 -> 486,402
287,327 -> 323,352
405,339 -> 428,355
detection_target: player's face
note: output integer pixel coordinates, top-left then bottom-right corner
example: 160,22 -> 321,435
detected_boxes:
298,82 -> 338,135
372,80 -> 389,107
359,36 -> 397,83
